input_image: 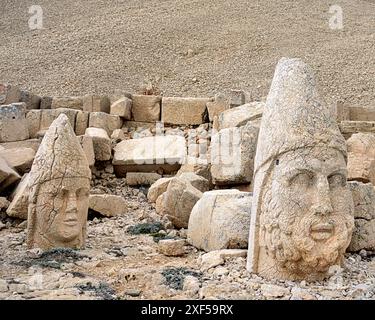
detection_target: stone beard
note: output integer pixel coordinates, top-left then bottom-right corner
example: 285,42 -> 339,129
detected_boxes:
259,146 -> 354,279
28,176 -> 90,249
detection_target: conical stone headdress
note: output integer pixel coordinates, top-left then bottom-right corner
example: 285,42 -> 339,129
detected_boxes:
247,58 -> 347,272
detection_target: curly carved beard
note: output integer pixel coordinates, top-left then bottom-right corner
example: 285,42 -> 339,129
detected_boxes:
260,185 -> 354,275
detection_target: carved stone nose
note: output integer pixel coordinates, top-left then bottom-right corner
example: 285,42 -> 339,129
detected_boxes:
314,177 -> 333,216
65,195 -> 78,213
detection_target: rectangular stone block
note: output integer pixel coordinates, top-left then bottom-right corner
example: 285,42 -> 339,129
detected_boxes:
0,139 -> 40,153
126,172 -> 162,186
51,96 -> 83,110
110,97 -> 132,119
20,90 -> 41,110
75,111 -> 89,136
40,108 -> 78,132
161,97 -> 210,125
89,112 -> 123,136
0,147 -> 35,174
85,127 -> 112,161
339,121 -> 375,139
77,135 -> 95,167
26,109 -> 42,138
83,95 -> 110,113
40,96 -> 53,109
206,94 -> 230,122
0,83 -> 21,105
349,106 -> 375,121
0,103 -> 29,142
335,101 -> 350,122
131,95 -> 161,122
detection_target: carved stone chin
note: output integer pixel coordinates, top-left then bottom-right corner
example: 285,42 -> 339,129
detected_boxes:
247,58 -> 354,281
27,114 -> 91,250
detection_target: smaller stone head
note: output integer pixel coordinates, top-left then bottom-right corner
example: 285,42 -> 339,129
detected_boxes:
27,114 -> 91,250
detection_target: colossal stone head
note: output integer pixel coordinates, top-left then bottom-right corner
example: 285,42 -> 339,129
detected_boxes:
247,58 -> 354,280
27,114 -> 91,250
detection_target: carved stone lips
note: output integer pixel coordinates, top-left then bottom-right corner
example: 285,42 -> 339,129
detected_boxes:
311,223 -> 334,233
64,217 -> 78,225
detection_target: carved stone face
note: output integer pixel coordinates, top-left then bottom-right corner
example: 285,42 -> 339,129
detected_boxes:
261,147 -> 354,275
34,177 -> 90,248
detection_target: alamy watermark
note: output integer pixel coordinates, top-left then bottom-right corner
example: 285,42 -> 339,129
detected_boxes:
28,5 -> 44,30
329,5 -> 344,30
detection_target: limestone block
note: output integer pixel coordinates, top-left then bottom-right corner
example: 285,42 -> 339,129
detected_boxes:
0,147 -> 35,174
89,194 -> 127,217
40,96 -> 53,109
51,97 -> 83,110
77,135 -> 95,167
0,156 -> 21,192
158,239 -> 186,256
89,112 -> 123,136
6,173 -> 30,219
0,103 -> 29,142
75,111 -> 89,136
147,177 -> 173,203
349,105 -> 375,121
85,128 -> 111,161
161,97 -> 210,125
0,139 -> 40,153
188,190 -> 251,251
0,83 -> 21,105
206,93 -> 230,122
20,90 -> 41,110
40,108 -> 78,132
83,95 -> 110,113
131,95 -> 161,122
26,109 -> 42,138
110,97 -> 132,120
126,172 -> 161,186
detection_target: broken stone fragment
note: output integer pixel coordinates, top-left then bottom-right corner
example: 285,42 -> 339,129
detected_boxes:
6,173 -> 30,220
0,147 -> 35,174
0,103 -> 29,142
188,190 -> 252,252
0,83 -> 21,105
75,111 -> 89,136
157,239 -> 186,256
85,127 -> 112,161
229,90 -> 246,108
89,194 -> 127,217
20,90 -> 41,110
83,94 -> 110,113
77,135 -> 95,167
205,93 -> 231,122
0,197 -> 10,211
126,172 -> 161,186
0,156 -> 21,192
110,129 -> 125,142
178,172 -> 209,192
89,112 -> 123,136
147,177 -> 173,203
110,97 -> 132,120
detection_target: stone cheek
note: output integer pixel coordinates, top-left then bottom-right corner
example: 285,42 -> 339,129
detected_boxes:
28,177 -> 90,250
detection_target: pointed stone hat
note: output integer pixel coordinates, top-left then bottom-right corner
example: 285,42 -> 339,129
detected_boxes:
28,113 -> 91,201
247,58 -> 347,273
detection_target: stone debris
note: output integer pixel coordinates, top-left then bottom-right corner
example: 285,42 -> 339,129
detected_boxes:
158,239 -> 186,256
0,147 -> 35,175
126,172 -> 161,186
89,194 -> 127,217
6,173 -> 30,219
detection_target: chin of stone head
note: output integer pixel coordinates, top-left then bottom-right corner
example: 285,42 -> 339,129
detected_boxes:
262,147 -> 355,275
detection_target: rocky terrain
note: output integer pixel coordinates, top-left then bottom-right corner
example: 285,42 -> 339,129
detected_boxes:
0,0 -> 374,106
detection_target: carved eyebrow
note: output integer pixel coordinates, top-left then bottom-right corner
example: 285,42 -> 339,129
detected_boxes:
327,169 -> 347,177
283,168 -> 314,180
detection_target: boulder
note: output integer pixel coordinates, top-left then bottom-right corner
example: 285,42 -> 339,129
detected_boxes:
0,103 -> 29,142
160,176 -> 203,228
147,177 -> 173,203
131,95 -> 161,122
113,135 -> 186,176
210,122 -> 259,185
6,173 -> 30,219
0,83 -> 21,105
0,156 -> 21,192
83,95 -> 110,113
214,102 -> 263,130
126,172 -> 161,186
110,97 -> 132,120
188,190 -> 252,251
347,133 -> 375,184
89,194 -> 127,217
178,172 -> 209,192
158,239 -> 186,256
85,128 -> 112,161
176,158 -> 212,184
161,97 -> 210,125
0,147 -> 35,174
51,97 -> 83,110
89,112 -> 123,136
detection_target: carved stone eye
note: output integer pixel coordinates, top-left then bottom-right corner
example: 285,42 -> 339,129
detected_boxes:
290,172 -> 314,187
328,173 -> 346,188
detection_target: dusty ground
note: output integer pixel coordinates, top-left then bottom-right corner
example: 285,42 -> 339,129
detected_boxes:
0,0 -> 374,105
1,172 -> 375,300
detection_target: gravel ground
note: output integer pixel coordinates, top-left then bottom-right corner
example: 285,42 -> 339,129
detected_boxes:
0,0 -> 374,105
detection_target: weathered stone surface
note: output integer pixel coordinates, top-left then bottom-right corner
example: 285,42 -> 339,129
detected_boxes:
347,182 -> 375,252
247,58 -> 354,281
155,192 -> 166,215
178,172 -> 209,192
214,102 -> 263,130
188,190 -> 251,252
110,97 -> 132,120
335,101 -> 350,122
83,95 -> 110,113
347,133 -> 375,184
27,114 -> 91,250
122,121 -> 156,130
0,83 -> 21,105
85,128 -> 112,161
40,96 -> 53,109
40,108 -> 78,133
162,97 -> 210,125
260,284 -> 290,298
199,249 -> 247,271
0,156 -> 21,192
77,135 -> 95,167
6,173 -> 30,219
349,105 -> 375,121
20,90 -> 41,110
211,122 -> 259,185
89,194 -> 127,217
160,176 -> 203,228
0,103 -> 29,142
157,239 -> 186,256
110,129 -> 125,142
0,139 -> 40,153
0,197 -> 10,211
26,109 -> 42,138
176,158 -> 212,184
75,111 -> 89,136
126,172 -> 161,186
131,95 -> 161,122
147,178 -> 173,203
339,121 -> 375,139
229,90 -> 245,108
206,93 -> 230,122
51,97 -> 83,110
0,147 -> 35,174
89,112 -> 123,136
113,135 -> 186,176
